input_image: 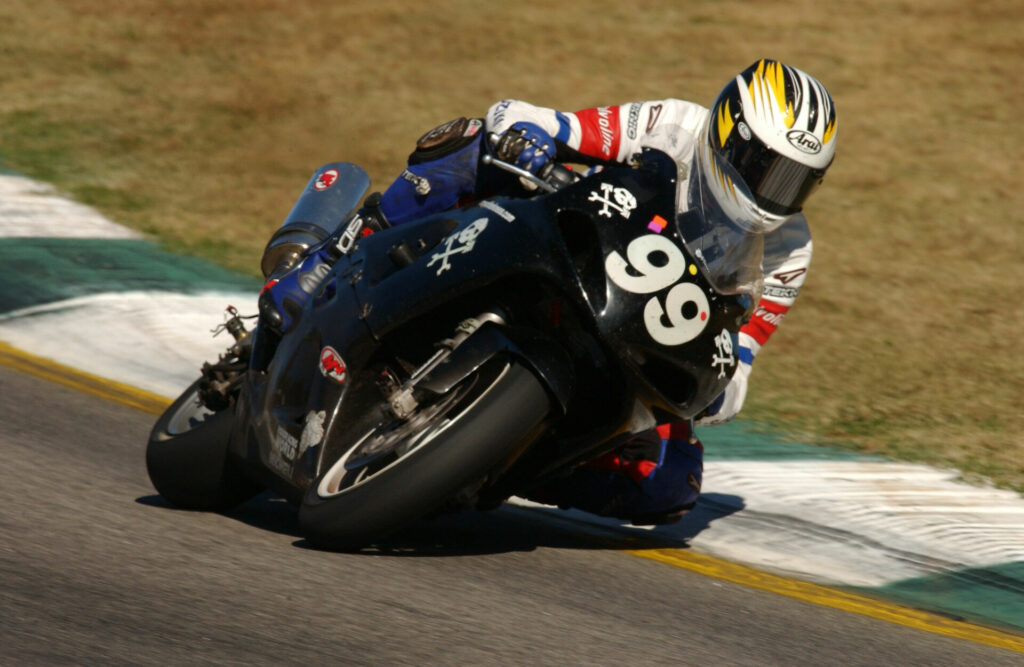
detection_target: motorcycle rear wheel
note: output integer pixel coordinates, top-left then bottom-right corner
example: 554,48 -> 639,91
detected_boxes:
146,380 -> 260,511
298,360 -> 551,551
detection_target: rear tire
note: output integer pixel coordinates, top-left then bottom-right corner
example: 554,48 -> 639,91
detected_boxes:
146,380 -> 260,511
299,361 -> 551,551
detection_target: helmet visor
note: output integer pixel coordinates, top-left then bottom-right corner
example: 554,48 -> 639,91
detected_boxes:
718,129 -> 827,217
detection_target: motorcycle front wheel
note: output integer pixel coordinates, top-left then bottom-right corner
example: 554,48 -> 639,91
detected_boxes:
298,360 -> 551,551
146,380 -> 260,511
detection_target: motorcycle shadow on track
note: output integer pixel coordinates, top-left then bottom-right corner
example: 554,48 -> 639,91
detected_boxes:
137,492 -> 745,557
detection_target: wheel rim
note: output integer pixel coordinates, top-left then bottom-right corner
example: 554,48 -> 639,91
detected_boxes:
317,363 -> 509,498
164,390 -> 216,437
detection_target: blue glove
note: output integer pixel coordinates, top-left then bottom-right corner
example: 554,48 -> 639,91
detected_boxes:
257,246 -> 333,334
495,122 -> 556,176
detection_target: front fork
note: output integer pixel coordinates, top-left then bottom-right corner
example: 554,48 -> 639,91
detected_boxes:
384,312 -> 506,420
198,306 -> 256,411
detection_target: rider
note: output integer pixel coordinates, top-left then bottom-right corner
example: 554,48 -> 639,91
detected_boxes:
260,59 -> 838,525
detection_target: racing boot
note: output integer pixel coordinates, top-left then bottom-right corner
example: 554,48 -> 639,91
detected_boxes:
258,193 -> 389,335
524,421 -> 703,526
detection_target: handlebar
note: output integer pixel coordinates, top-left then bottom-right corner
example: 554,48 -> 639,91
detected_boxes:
482,132 -> 579,193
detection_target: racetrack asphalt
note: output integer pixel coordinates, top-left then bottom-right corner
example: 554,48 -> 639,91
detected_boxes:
2,364 -> 1021,665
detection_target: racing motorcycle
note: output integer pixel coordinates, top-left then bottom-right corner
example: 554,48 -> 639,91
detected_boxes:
145,127 -> 762,550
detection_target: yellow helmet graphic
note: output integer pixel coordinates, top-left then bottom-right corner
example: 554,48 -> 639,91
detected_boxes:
705,59 -> 837,224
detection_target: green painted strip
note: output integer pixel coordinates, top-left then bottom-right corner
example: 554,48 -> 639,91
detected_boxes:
855,561 -> 1024,635
701,419 -> 882,461
0,238 -> 259,313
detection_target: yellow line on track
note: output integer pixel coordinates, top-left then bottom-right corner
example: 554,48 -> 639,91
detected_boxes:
629,549 -> 1024,654
2,339 -> 1022,653
0,340 -> 170,415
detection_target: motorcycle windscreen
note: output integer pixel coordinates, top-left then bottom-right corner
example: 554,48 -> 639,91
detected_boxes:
677,143 -> 764,298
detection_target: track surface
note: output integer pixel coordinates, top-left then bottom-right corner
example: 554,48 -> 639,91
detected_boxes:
1,364 -> 1020,665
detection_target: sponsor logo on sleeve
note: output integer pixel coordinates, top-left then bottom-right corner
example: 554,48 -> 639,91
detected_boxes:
772,268 -> 807,284
489,100 -> 512,128
645,104 -> 663,133
577,106 -> 621,159
627,103 -> 642,140
763,285 -> 799,299
753,305 -> 785,328
596,107 -> 616,157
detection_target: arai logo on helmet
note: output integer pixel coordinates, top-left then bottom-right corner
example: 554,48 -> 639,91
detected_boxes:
786,129 -> 822,154
314,169 -> 339,191
319,346 -> 347,383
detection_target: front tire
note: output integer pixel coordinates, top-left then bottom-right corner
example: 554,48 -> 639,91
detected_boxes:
146,380 -> 259,511
299,361 -> 551,550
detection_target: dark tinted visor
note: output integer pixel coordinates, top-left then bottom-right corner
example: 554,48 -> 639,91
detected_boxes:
717,130 -> 827,217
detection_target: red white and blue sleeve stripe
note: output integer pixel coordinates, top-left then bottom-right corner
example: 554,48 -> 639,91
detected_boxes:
485,98 -> 707,164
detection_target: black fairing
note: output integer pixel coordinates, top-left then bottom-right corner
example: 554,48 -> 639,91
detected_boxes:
231,149 -> 749,497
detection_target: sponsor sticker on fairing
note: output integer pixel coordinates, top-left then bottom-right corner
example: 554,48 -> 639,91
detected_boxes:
334,213 -> 370,255
299,410 -> 327,455
314,169 -> 339,191
647,215 -> 668,234
479,200 -> 515,222
427,217 -> 488,275
711,329 -> 736,378
319,346 -> 347,383
588,183 -> 637,220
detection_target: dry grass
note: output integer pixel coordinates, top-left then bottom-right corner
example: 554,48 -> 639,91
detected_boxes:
1,0 -> 1021,490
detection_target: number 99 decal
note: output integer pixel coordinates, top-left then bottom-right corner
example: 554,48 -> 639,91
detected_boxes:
605,234 -> 710,346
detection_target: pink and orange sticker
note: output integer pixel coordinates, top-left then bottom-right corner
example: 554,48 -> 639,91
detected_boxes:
647,215 -> 668,234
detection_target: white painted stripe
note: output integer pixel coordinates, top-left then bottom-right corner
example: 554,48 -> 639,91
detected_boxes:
514,459 -> 1024,588
0,291 -> 253,397
0,174 -> 141,238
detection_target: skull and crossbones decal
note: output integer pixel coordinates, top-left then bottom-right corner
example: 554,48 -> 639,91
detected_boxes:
427,217 -> 489,275
588,183 -> 637,219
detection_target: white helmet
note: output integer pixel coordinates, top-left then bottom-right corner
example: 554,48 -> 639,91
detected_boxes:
700,59 -> 837,230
